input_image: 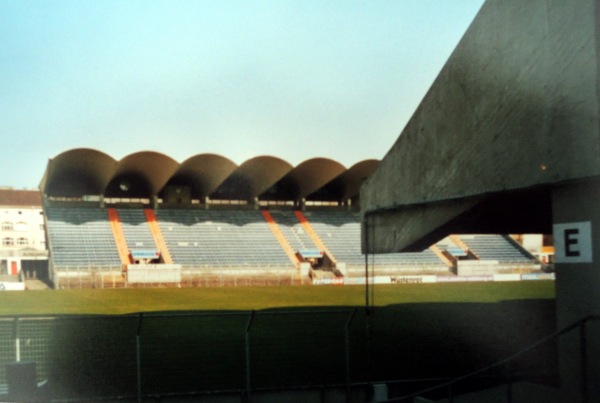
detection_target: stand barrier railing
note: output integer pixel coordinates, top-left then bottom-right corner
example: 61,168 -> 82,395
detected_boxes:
52,266 -> 304,288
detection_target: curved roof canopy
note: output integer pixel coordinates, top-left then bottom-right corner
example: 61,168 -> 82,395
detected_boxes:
331,159 -> 380,201
211,156 -> 293,201
287,158 -> 347,199
40,148 -> 378,203
105,151 -> 179,198
165,154 -> 237,199
40,148 -> 117,197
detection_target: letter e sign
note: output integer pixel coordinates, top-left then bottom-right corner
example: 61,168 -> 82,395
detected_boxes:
553,221 -> 593,263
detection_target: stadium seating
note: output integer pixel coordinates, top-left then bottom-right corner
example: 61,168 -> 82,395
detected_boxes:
457,234 -> 535,263
45,204 -> 538,283
155,209 -> 293,268
116,208 -> 158,251
267,210 -> 317,252
45,206 -> 121,268
303,210 -> 444,267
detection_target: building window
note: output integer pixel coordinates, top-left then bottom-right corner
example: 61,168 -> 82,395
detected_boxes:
15,222 -> 28,231
17,238 -> 28,246
1,222 -> 13,231
2,238 -> 14,246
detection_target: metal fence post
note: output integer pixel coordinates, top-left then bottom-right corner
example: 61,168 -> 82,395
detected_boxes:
136,313 -> 144,403
580,319 -> 588,403
345,308 -> 357,402
245,311 -> 255,402
13,317 -> 20,362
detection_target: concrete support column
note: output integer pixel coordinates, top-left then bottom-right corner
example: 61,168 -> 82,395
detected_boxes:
552,178 -> 600,402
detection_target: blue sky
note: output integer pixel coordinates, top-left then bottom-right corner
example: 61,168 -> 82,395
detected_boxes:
0,0 -> 484,189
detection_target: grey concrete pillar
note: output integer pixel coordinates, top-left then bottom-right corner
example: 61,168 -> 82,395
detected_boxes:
552,178 -> 600,402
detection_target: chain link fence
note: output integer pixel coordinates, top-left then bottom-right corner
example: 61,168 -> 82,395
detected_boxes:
0,300 -> 558,402
0,309 -> 361,401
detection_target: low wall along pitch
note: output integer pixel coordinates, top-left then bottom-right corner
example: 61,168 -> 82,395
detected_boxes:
127,264 -> 182,283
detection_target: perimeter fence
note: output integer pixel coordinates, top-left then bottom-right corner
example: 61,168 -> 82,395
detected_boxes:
52,267 -> 305,289
0,301 -> 559,402
0,309 -> 364,401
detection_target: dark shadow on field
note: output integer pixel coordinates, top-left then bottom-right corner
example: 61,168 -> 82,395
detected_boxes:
42,299 -> 556,400
364,299 -> 558,398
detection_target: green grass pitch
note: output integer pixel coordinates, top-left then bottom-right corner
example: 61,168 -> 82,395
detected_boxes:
1,280 -> 555,315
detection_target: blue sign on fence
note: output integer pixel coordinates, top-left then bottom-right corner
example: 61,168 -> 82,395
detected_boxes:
130,250 -> 160,259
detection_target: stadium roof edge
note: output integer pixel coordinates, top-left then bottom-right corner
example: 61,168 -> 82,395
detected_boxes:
40,148 -> 379,203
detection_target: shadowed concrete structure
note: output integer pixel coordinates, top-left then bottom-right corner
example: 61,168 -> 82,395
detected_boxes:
361,0 -> 600,401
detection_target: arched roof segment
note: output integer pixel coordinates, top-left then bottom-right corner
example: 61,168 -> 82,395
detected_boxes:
211,156 -> 293,200
105,151 -> 179,198
304,159 -> 380,202
286,158 -> 346,199
337,159 -> 380,200
165,154 -> 238,199
40,148 -> 117,197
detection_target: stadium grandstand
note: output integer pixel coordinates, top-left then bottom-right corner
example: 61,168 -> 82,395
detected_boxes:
33,148 -> 546,289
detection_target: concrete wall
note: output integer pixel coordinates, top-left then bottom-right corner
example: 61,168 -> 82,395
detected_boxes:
358,1 -> 600,400
361,0 -> 600,252
552,178 -> 600,401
